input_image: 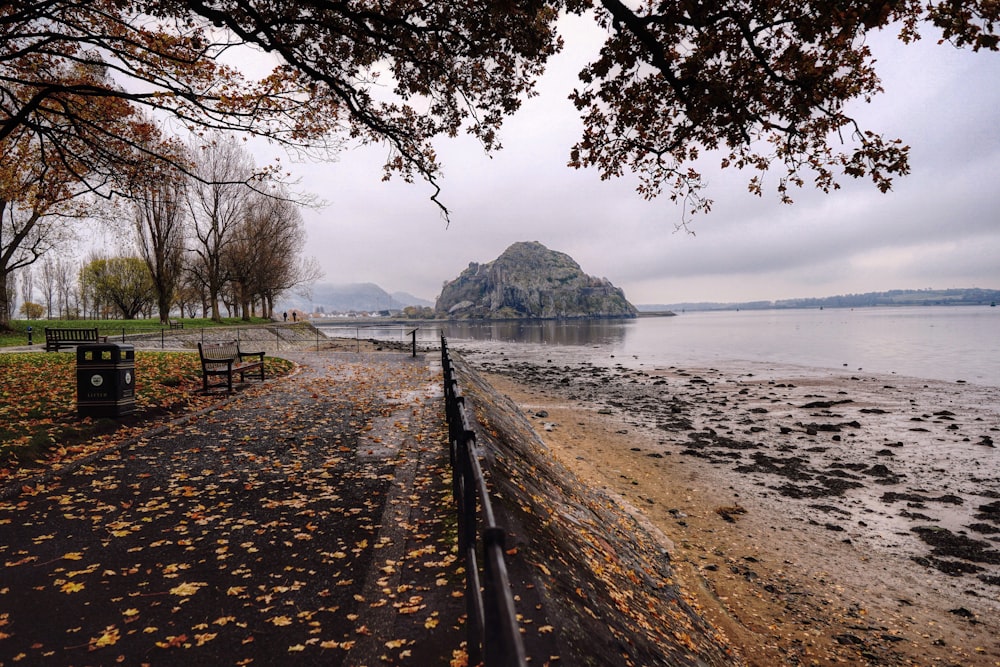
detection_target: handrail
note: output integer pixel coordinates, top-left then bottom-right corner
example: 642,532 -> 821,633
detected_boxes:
441,336 -> 527,667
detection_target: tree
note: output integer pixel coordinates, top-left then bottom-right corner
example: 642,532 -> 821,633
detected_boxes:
39,257 -> 56,319
4,1 -> 999,225
2,1 -> 557,219
403,305 -> 435,319
1,2 -> 340,199
79,255 -> 155,320
223,188 -> 317,320
244,194 -> 322,319
196,0 -> 991,214
0,144 -> 81,328
0,45 -> 157,330
18,265 -> 33,315
3,271 -> 15,322
52,256 -> 78,319
174,253 -> 207,318
187,134 -> 257,322
130,139 -> 190,324
19,301 -> 43,319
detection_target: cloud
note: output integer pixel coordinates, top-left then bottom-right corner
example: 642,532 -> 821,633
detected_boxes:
265,17 -> 1000,306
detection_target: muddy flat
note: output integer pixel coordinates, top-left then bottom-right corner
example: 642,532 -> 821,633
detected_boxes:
463,349 -> 1000,667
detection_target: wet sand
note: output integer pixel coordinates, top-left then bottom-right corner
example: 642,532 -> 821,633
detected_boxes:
460,347 -> 1000,666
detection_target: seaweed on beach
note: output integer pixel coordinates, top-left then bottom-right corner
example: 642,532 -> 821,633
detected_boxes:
975,500 -> 1000,525
912,526 -> 1000,565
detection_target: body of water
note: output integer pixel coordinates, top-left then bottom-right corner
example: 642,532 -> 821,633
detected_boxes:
318,306 -> 1000,387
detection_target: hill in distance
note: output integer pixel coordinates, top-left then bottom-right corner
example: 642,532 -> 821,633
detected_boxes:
436,241 -> 637,319
281,282 -> 433,314
640,288 -> 1000,312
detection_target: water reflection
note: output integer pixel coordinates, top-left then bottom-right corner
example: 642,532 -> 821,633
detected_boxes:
441,319 -> 632,347
316,319 -> 635,346
313,308 -> 999,386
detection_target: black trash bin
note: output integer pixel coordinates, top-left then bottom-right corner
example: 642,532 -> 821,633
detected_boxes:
77,343 -> 136,418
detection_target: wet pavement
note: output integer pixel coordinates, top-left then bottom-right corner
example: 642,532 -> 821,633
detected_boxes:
0,350 -> 470,666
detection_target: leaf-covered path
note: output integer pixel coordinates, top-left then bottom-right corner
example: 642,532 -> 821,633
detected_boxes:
0,351 -> 468,666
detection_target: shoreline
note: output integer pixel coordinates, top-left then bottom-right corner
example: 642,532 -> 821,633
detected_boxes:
466,353 -> 1000,666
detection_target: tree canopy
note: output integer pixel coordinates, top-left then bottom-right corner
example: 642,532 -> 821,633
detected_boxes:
3,1 -> 998,218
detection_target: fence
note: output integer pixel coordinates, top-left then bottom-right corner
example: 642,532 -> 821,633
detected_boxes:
441,336 -> 527,667
315,324 -> 427,354
110,323 -> 328,352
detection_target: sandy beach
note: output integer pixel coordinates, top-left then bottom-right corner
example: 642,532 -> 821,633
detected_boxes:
459,348 -> 1000,666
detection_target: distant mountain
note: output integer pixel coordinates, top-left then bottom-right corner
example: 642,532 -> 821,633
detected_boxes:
640,288 -> 1000,312
436,241 -> 637,319
390,291 -> 434,309
280,282 -> 433,313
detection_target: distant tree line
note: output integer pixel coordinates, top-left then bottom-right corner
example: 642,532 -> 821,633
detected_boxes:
650,288 -> 1000,312
401,306 -> 436,319
774,288 -> 1000,309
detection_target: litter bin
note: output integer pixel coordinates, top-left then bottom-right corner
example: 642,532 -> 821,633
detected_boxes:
77,343 -> 135,418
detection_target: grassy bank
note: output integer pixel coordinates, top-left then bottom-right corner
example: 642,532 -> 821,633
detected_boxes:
0,317 -> 274,349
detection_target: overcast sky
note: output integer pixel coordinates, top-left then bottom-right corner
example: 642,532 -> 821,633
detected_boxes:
254,14 -> 1000,306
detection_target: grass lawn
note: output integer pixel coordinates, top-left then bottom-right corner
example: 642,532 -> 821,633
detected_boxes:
0,317 -> 274,349
0,350 -> 294,479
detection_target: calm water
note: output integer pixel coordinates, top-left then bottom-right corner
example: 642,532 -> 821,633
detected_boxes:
319,306 -> 1000,387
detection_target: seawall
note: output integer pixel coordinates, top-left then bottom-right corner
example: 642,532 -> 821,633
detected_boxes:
451,354 -> 737,666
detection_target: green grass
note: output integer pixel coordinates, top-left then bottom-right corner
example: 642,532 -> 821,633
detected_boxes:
0,317 -> 273,348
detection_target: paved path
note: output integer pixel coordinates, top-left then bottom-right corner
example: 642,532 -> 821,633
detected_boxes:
0,350 -> 467,666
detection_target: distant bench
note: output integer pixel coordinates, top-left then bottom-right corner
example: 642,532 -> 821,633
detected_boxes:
45,327 -> 108,352
168,319 -> 184,330
197,340 -> 265,393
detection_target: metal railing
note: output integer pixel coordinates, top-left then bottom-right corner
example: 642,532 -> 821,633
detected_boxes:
315,324 -> 424,355
441,336 -> 527,667
108,323 -> 325,352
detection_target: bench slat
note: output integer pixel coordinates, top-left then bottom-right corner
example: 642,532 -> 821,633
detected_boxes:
44,328 -> 108,351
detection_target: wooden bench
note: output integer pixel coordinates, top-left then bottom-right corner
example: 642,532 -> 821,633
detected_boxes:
197,340 -> 265,393
45,327 -> 108,352
168,319 -> 184,330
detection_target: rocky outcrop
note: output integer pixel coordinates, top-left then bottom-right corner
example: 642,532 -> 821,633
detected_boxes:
435,241 -> 637,319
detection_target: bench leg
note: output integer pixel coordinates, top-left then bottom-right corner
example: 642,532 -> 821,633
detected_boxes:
202,372 -> 233,393
239,366 -> 265,384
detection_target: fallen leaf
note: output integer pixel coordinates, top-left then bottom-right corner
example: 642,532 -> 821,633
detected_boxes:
89,625 -> 120,650
169,582 -> 206,597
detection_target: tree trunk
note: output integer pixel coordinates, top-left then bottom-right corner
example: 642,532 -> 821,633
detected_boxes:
209,273 -> 222,322
0,268 -> 11,331
157,291 -> 172,325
